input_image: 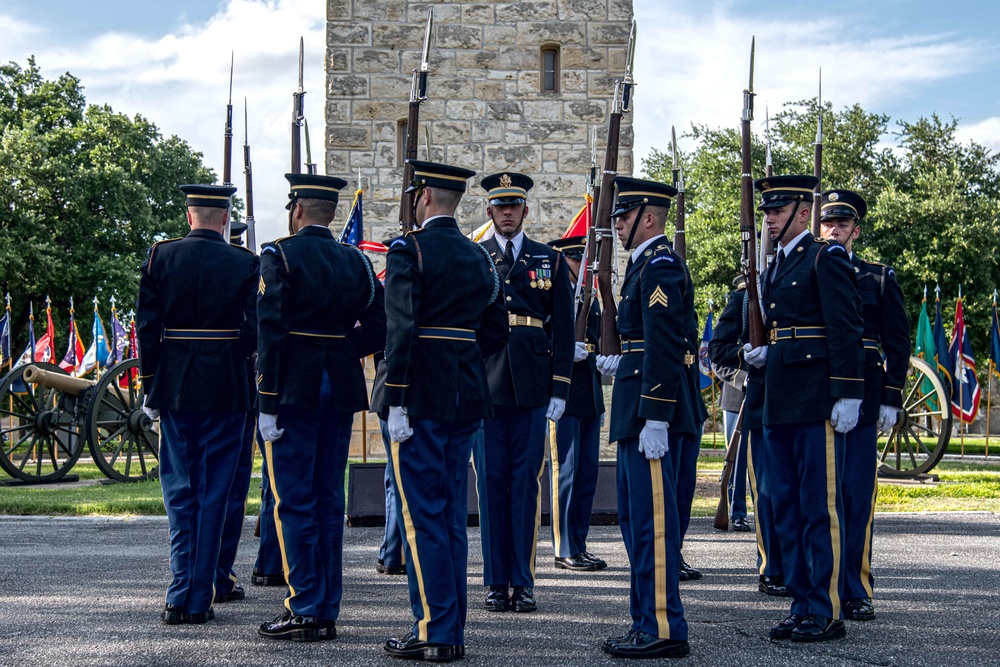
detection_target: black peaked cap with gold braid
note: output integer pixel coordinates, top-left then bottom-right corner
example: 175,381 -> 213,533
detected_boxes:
285,173 -> 348,210
820,189 -> 867,221
481,171 -> 534,205
547,235 -> 586,260
405,159 -> 476,193
611,176 -> 677,218
179,183 -> 237,209
754,174 -> 818,210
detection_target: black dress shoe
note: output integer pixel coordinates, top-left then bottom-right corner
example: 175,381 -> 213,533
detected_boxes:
769,614 -> 803,640
452,645 -> 465,659
214,585 -> 245,603
603,627 -> 640,649
251,569 -> 286,587
484,586 -> 509,612
186,608 -> 215,624
791,615 -> 846,643
161,603 -> 188,625
581,550 -> 608,570
378,559 -> 408,575
601,630 -> 690,659
510,586 -> 536,612
843,598 -> 876,621
258,611 -> 323,642
555,552 -> 599,571
319,619 -> 337,640
678,557 -> 702,581
731,517 -> 751,532
758,575 -> 790,597
384,632 -> 454,662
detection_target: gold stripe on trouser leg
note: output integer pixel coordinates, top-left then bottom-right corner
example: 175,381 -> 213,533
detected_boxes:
529,456 -> 546,581
649,457 -> 670,639
746,436 -> 767,575
547,420 -> 562,556
390,439 -> 432,640
824,421 -> 842,618
860,473 -> 878,598
264,440 -> 297,608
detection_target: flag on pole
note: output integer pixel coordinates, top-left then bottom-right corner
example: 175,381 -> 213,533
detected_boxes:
949,290 -> 981,423
81,298 -> 110,375
0,294 -> 11,369
561,195 -> 592,238
33,297 -> 56,363
338,188 -> 387,253
121,311 -> 139,388
991,291 -> 1000,379
933,286 -> 953,391
470,219 -> 494,243
698,308 -> 715,390
59,298 -> 87,375
14,302 -> 36,368
108,298 -> 129,365
914,286 -> 938,407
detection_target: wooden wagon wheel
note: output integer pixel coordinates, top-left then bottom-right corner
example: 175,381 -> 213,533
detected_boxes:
86,359 -> 159,482
878,355 -> 952,478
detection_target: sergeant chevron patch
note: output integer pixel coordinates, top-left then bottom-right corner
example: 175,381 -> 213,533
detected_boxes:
258,277 -> 266,295
649,286 -> 669,308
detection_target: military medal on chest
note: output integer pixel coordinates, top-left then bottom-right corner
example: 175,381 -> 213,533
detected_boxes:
529,270 -> 538,289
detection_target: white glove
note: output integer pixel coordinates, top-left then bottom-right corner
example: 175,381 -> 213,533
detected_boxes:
599,412 -> 606,428
639,420 -> 669,460
388,406 -> 413,442
259,413 -> 284,442
574,341 -> 590,363
830,398 -> 863,434
877,405 -> 902,433
546,397 -> 566,422
141,396 -> 159,421
596,354 -> 622,377
742,343 -> 768,368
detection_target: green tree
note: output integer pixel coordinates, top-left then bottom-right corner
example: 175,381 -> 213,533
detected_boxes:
0,58 -> 218,352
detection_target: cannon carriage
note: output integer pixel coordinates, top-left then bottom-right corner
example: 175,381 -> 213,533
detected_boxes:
0,360 -> 159,483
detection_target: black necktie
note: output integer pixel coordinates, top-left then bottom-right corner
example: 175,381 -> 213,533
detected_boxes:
770,250 -> 784,282
498,240 -> 514,281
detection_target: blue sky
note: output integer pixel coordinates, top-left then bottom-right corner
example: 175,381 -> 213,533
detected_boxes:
1,0 -> 998,242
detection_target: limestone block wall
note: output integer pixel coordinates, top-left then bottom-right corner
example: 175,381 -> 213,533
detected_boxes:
326,0 -> 634,254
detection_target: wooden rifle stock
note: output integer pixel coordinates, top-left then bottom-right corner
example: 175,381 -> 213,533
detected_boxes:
740,113 -> 766,347
674,189 -> 686,260
595,113 -> 622,356
574,222 -> 598,341
713,401 -> 745,531
398,101 -> 421,233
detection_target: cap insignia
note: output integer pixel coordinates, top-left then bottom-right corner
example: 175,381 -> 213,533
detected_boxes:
499,173 -> 512,188
829,192 -> 840,201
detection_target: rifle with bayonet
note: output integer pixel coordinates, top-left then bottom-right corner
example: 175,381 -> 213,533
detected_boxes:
398,11 -> 434,234
812,68 -> 822,235
243,99 -> 257,254
672,126 -> 686,260
303,118 -> 317,175
593,19 -> 636,356
290,37 -> 305,174
573,128 -> 600,341
739,37 -> 766,349
714,401 -> 744,531
758,105 -> 775,271
223,52 -> 234,186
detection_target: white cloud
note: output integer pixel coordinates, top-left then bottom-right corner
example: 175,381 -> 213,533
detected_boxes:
632,1 -> 987,173
957,116 -> 1000,153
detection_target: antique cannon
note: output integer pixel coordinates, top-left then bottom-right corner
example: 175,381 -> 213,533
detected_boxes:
878,355 -> 952,478
0,360 -> 159,483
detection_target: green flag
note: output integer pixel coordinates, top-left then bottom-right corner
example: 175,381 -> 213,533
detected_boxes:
915,290 -> 936,409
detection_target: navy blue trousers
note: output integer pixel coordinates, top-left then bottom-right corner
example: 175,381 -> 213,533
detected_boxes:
747,427 -> 783,577
159,409 -> 245,614
473,405 -> 547,588
724,410 -> 749,520
842,421 -> 878,601
379,419 -> 405,569
548,414 -> 601,558
265,374 -> 353,620
666,425 -> 701,546
215,413 -> 256,595
617,435 -> 689,641
764,420 -> 846,619
392,418 -> 479,646
254,453 -> 283,577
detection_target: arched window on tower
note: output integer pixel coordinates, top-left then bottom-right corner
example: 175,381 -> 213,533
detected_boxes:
541,44 -> 560,93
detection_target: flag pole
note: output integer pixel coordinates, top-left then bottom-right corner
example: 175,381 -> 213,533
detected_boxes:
989,289 -> 997,458
958,286 -> 964,458
708,300 -> 717,448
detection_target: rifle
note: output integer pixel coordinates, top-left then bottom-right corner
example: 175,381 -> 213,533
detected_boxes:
758,105 -> 775,272
811,68 -> 822,235
594,19 -> 636,356
739,37 -> 766,348
303,118 -> 317,175
573,128 -> 599,342
714,401 -> 745,531
243,99 -> 257,254
398,11 -> 434,234
290,37 -> 305,174
671,126 -> 686,260
223,52 -> 234,186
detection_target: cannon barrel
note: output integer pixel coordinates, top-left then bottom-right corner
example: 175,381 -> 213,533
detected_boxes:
23,365 -> 96,396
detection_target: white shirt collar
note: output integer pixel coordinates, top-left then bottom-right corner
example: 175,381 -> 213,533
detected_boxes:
420,214 -> 451,227
630,235 -> 662,263
497,229 -> 524,258
777,228 -> 811,256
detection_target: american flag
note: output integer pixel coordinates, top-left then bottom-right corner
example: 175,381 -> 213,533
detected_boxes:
339,189 -> 386,253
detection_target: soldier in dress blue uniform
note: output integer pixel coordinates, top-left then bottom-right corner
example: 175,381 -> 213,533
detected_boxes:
256,174 -> 386,642
742,175 -> 864,643
382,160 -> 508,662
818,189 -> 910,623
595,176 -> 703,660
708,276 -> 788,597
137,183 -> 258,625
473,172 -> 575,613
545,236 -> 607,572
369,351 -> 407,576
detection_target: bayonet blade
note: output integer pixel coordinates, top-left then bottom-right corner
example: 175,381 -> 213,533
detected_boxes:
624,20 -> 637,82
244,97 -> 248,146
765,104 -> 773,169
303,117 -> 315,174
748,36 -> 755,93
671,126 -> 678,171
420,10 -> 433,72
297,37 -> 304,93
228,51 -> 234,104
816,67 -> 823,143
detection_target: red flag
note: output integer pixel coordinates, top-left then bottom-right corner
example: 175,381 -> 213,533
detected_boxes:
34,303 -> 56,363
949,294 -> 982,423
59,306 -> 86,374
561,195 -> 592,238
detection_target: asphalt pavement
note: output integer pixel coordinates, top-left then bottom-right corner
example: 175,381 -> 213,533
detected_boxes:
0,513 -> 997,666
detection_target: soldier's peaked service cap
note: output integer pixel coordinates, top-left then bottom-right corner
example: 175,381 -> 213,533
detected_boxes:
611,176 -> 676,218
405,160 -> 477,193
820,189 -> 867,221
179,184 -> 237,209
754,174 -> 818,210
481,172 -> 534,205
284,173 -> 348,209
548,235 -> 586,259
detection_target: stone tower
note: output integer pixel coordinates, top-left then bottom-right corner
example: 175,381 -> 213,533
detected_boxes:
325,0 -> 634,247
